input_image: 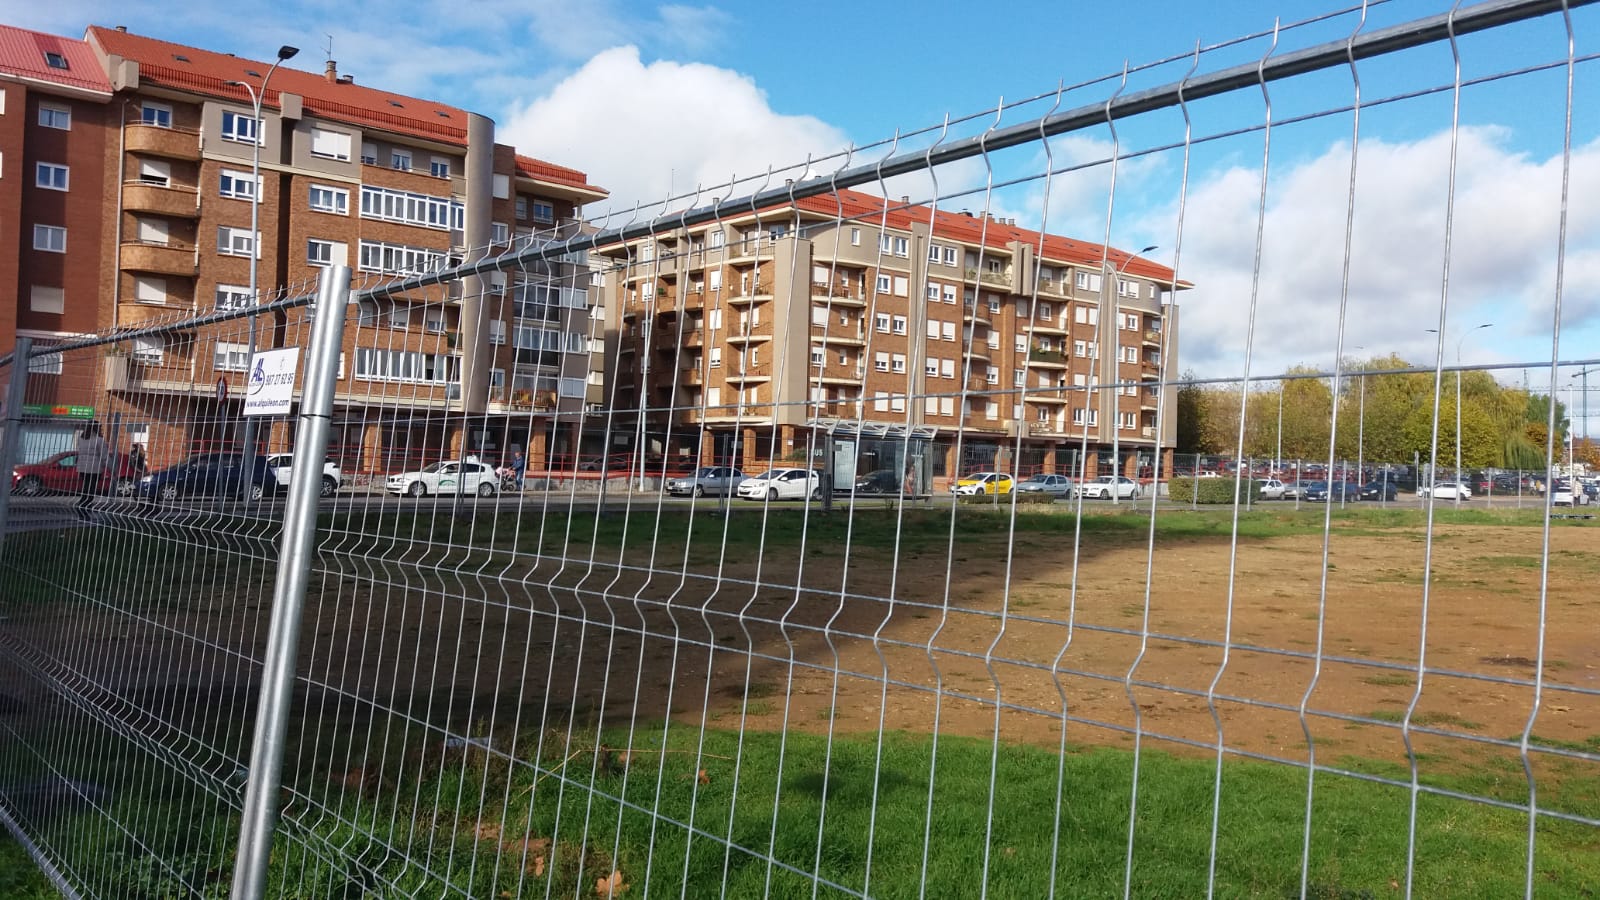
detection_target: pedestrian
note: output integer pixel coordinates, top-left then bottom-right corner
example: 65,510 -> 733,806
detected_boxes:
128,442 -> 147,476
510,449 -> 526,491
74,422 -> 111,521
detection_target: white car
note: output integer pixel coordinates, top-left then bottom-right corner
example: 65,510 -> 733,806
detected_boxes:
385,460 -> 498,498
1419,481 -> 1471,501
1551,482 -> 1590,507
263,453 -> 342,498
1074,475 -> 1141,500
1257,478 -> 1287,500
736,468 -> 821,501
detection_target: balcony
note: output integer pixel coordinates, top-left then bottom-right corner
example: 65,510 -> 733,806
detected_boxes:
963,306 -> 994,326
123,181 -> 199,218
964,346 -> 992,362
725,292 -> 772,306
1026,348 -> 1069,369
726,365 -> 771,384
124,124 -> 201,160
725,332 -> 772,345
810,284 -> 867,307
1024,391 -> 1070,405
1024,318 -> 1068,336
1141,426 -> 1156,438
120,241 -> 197,277
1141,390 -> 1161,410
965,267 -> 1014,289
810,324 -> 866,346
1142,329 -> 1164,346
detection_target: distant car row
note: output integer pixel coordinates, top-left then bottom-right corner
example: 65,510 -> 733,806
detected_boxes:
10,451 -> 342,501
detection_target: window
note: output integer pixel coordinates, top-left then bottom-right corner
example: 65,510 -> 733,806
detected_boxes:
892,315 -> 907,335
985,401 -> 999,420
943,285 -> 958,304
875,274 -> 891,294
1013,369 -> 1025,386
942,322 -> 956,341
926,319 -> 940,339
1015,336 -> 1027,353
1074,340 -> 1088,358
940,396 -> 955,416
219,168 -> 258,200
492,173 -> 510,199
137,159 -> 171,187
879,234 -> 892,254
709,229 -> 725,249
216,284 -> 252,310
425,316 -> 447,334
216,226 -> 255,257
850,228 -> 860,246
926,359 -> 939,376
307,239 -> 345,266
811,347 -> 825,367
134,276 -> 166,304
1039,302 -> 1053,319
812,306 -> 829,327
357,240 -> 446,275
1075,271 -> 1102,292
709,348 -> 722,368
430,156 -> 451,178
986,366 -> 999,385
353,349 -> 459,385
893,276 -> 909,297
33,225 -> 66,253
708,308 -> 723,330
140,103 -> 172,127
891,354 -> 906,374
708,270 -> 722,291
215,342 -> 250,372
988,295 -> 1002,313
892,236 -> 909,258
29,286 -> 64,313
390,149 -> 412,171
839,350 -> 850,365
875,313 -> 890,333
492,222 -> 510,244
44,51 -> 68,70
1124,313 -> 1139,330
531,200 -> 554,222
35,163 -> 68,191
310,127 -> 352,160
890,394 -> 906,412
388,305 -> 410,330
359,185 -> 464,230
1122,346 -> 1138,363
360,142 -> 377,165
928,243 -> 943,263
38,103 -> 70,130
874,352 -> 889,372
941,359 -> 955,378
308,184 -> 349,215
1120,412 -> 1137,429
515,196 -> 528,220
943,247 -> 958,266
1118,279 -> 1139,298
926,284 -> 941,303
220,110 -> 258,144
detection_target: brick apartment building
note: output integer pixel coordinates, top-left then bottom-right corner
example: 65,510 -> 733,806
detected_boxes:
2,23 -> 607,473
598,189 -> 1188,489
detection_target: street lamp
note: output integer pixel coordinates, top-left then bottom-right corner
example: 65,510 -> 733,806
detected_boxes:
1577,366 -> 1597,447
1425,323 -> 1492,507
225,44 -> 298,478
1103,244 -> 1158,505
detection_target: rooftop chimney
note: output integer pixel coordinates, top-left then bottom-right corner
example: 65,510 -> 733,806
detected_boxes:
337,74 -> 354,85
324,60 -> 338,83
115,25 -> 127,32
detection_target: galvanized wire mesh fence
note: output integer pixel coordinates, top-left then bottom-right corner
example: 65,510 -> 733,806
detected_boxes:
4,0 -> 1600,897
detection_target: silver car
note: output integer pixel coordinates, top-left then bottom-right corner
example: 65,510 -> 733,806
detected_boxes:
664,466 -> 746,497
1015,474 -> 1075,497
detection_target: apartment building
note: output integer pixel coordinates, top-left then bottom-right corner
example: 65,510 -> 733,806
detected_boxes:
0,27 -> 116,455
2,23 -> 607,472
599,189 -> 1186,487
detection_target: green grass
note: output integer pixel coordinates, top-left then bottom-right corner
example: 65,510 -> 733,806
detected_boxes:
8,720 -> 1599,898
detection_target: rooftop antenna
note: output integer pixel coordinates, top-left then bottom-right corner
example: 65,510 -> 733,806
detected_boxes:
323,33 -> 334,63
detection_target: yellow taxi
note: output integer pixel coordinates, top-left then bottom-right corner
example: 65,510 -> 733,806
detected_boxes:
953,472 -> 1014,495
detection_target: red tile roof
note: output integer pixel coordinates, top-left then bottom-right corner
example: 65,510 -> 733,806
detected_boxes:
796,189 -> 1188,287
86,26 -> 603,199
0,24 -> 111,95
514,154 -> 605,194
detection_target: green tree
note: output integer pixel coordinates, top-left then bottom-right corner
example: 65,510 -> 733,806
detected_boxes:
1174,370 -> 1204,453
1278,367 -> 1333,460
1194,386 -> 1242,455
1403,394 -> 1499,468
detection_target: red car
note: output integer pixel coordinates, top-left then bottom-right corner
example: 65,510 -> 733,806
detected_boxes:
11,450 -> 141,497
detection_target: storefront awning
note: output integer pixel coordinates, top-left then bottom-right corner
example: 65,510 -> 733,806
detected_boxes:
804,417 -> 939,440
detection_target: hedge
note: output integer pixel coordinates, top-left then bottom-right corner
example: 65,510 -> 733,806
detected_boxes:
957,491 -> 1056,505
1167,476 -> 1261,504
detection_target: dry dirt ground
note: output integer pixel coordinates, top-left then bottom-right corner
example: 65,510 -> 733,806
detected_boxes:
10,508 -> 1597,794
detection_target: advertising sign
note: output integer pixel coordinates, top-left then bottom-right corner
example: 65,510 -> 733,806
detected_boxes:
242,348 -> 300,417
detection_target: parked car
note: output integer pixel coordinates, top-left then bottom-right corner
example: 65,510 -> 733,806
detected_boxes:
852,469 -> 904,495
1281,480 -> 1307,500
1418,481 -> 1471,501
1074,476 -> 1140,500
952,472 -> 1014,496
12,450 -> 142,497
1302,480 -> 1357,502
664,466 -> 746,497
263,453 -> 342,498
1360,480 -> 1399,501
737,468 -> 822,501
1257,478 -> 1287,500
1015,473 -> 1074,497
138,454 -> 281,501
1551,480 -> 1591,507
385,460 -> 498,498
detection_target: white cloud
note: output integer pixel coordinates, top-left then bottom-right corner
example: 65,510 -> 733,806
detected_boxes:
501,46 -> 850,217
1150,126 -> 1600,378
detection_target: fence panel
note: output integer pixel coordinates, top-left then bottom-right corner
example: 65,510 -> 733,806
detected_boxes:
4,1 -> 1600,897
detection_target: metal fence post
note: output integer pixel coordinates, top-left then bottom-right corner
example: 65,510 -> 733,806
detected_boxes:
0,337 -> 35,556
230,266 -> 351,900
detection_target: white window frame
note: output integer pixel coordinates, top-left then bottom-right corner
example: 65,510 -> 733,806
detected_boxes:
874,352 -> 889,372
430,156 -> 451,178
33,225 -> 66,253
875,313 -> 891,333
307,239 -> 343,266
220,110 -> 259,145
891,354 -> 907,374
38,103 -> 71,130
216,284 -> 252,311
216,226 -> 256,258
310,127 -> 353,161
29,286 -> 64,314
892,236 -> 909,258
308,184 -> 349,215
140,102 -> 172,127
390,148 -> 413,171
891,315 -> 907,335
215,341 -> 251,372
943,247 -> 958,266
850,228 -> 861,246
35,162 -> 69,191
219,168 -> 259,201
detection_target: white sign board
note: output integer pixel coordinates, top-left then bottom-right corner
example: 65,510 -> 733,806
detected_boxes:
242,347 -> 301,417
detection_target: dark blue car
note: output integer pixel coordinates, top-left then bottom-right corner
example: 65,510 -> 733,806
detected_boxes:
137,453 -> 281,501
1360,480 -> 1399,501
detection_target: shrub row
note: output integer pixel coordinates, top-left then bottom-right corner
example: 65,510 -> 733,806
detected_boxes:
957,491 -> 1056,505
1168,476 -> 1261,504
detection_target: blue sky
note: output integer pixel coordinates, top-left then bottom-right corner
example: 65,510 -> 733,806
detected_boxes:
14,0 -> 1600,425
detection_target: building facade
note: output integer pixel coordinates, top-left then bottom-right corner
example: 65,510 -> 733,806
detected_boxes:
599,190 -> 1187,488
2,23 -> 607,472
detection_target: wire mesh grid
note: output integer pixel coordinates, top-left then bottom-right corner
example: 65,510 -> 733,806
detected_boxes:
3,1 -> 1600,897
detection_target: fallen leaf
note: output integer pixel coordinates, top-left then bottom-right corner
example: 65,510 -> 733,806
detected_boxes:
473,821 -> 501,843
596,869 -> 627,897
503,836 -> 551,877
697,769 -> 711,785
